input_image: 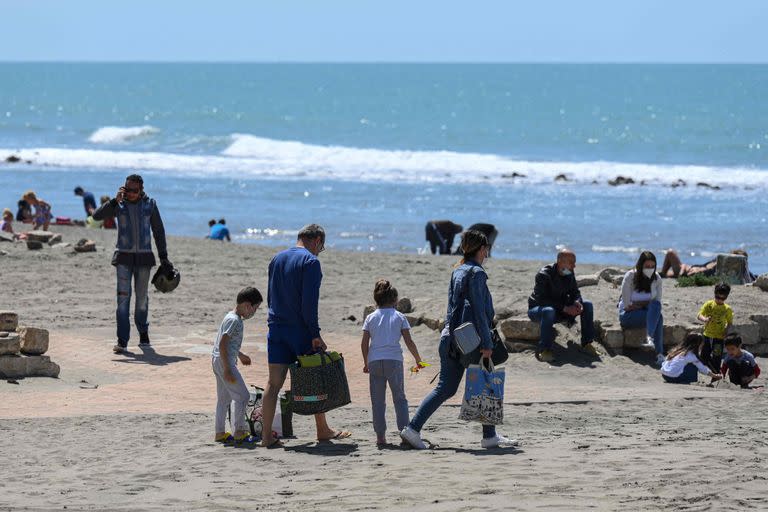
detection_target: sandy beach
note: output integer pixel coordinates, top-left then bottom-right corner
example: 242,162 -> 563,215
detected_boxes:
1,226 -> 767,511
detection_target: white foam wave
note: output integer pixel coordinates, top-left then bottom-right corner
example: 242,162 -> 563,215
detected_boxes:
3,134 -> 768,188
592,245 -> 641,254
88,125 -> 159,144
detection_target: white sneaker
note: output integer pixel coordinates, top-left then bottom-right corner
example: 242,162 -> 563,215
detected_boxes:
642,336 -> 656,350
481,434 -> 519,449
656,354 -> 666,366
400,426 -> 426,450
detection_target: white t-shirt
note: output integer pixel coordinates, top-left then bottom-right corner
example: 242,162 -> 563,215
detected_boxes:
212,311 -> 243,367
363,308 -> 411,363
661,351 -> 711,378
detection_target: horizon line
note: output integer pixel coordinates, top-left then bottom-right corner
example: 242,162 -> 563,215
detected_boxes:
1,60 -> 767,65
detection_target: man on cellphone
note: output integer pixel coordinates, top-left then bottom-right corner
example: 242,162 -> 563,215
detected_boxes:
93,173 -> 171,353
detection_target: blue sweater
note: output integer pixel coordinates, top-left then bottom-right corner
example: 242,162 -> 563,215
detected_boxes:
267,247 -> 323,338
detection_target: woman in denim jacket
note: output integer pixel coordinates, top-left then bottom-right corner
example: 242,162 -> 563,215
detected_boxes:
400,230 -> 517,450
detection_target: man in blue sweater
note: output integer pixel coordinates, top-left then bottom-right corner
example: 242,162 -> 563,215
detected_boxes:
260,224 -> 350,447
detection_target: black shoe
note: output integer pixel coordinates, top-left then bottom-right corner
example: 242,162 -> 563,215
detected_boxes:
138,332 -> 151,347
113,341 -> 127,354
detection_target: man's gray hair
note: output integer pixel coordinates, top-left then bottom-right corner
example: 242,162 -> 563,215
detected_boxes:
298,224 -> 325,241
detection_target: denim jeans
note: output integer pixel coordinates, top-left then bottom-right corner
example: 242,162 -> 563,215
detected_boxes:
619,300 -> 664,355
528,300 -> 596,352
116,264 -> 150,345
662,363 -> 698,384
409,336 -> 496,439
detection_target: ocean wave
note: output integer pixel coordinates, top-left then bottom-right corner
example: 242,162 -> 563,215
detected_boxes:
88,125 -> 159,144
3,135 -> 768,188
592,245 -> 641,254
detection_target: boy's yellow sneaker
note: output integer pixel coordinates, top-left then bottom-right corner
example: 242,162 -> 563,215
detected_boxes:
215,432 -> 234,443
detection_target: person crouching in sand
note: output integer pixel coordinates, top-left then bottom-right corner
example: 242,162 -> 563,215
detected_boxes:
361,279 -> 423,446
721,334 -> 761,389
661,333 -> 722,384
212,287 -> 262,445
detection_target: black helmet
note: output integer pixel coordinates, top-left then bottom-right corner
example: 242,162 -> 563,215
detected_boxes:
152,264 -> 180,293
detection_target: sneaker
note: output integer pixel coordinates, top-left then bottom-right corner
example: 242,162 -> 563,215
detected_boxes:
138,332 -> 151,347
536,350 -> 554,363
481,434 -> 520,449
642,336 -> 656,350
580,343 -> 600,357
400,426 -> 426,450
215,432 -> 234,443
655,353 -> 666,366
113,343 -> 126,354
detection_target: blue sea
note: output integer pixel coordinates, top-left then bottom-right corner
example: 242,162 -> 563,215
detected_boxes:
1,63 -> 767,270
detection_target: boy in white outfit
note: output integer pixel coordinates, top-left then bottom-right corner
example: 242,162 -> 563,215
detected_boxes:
212,287 -> 262,445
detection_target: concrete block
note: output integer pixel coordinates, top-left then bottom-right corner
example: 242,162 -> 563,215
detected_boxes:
715,254 -> 748,285
749,314 -> 768,340
0,334 -> 20,355
622,328 -> 648,349
25,355 -> 60,378
732,322 -> 761,345
0,311 -> 18,331
576,274 -> 599,287
599,327 -> 625,349
504,340 -> 537,353
396,297 -> 413,314
756,274 -> 768,293
47,233 -> 63,246
26,240 -> 43,250
26,230 -> 55,243
0,355 -> 27,378
748,343 -> 768,357
499,317 -> 540,341
18,326 -> 49,355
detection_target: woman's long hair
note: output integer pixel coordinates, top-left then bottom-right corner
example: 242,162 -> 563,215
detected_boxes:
667,333 -> 704,360
458,230 -> 488,266
633,251 -> 657,293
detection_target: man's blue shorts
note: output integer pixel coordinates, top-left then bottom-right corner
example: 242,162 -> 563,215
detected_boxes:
267,325 -> 313,364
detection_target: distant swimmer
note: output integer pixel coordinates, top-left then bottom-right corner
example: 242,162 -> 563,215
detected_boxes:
425,220 -> 463,255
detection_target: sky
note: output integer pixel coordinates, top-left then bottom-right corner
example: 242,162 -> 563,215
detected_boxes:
1,0 -> 766,63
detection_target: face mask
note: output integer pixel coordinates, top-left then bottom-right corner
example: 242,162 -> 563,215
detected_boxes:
643,268 -> 655,278
560,268 -> 573,277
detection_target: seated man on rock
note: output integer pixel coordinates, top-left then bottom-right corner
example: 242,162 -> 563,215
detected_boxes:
527,249 -> 599,362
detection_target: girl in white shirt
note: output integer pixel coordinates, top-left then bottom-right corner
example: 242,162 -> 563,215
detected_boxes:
661,333 -> 723,384
619,251 -> 665,366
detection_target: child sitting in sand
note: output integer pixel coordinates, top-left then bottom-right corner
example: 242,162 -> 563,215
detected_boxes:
361,279 -> 423,445
721,334 -> 761,388
1,208 -> 18,239
661,333 -> 722,384
697,283 -> 734,374
212,286 -> 262,445
22,191 -> 52,231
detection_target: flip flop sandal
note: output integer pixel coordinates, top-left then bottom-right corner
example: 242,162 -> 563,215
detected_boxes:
320,431 -> 352,441
263,438 -> 284,449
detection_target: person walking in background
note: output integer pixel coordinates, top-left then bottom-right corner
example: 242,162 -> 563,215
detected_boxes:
22,191 -> 52,230
619,251 -> 665,366
74,186 -> 97,216
92,173 -> 171,354
425,220 -> 463,255
361,279 -> 423,446
260,224 -> 350,448
401,230 -> 517,450
527,249 -> 599,362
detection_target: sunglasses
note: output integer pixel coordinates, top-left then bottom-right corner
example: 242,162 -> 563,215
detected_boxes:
124,187 -> 141,194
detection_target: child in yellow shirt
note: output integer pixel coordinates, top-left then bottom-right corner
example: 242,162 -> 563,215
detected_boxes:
697,283 -> 733,373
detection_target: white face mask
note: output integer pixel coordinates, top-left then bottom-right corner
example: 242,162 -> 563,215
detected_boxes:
560,268 -> 573,277
643,268 -> 655,278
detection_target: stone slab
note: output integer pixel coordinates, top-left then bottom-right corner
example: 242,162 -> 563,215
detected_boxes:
749,314 -> 768,340
25,230 -> 55,243
0,334 -> 21,355
26,240 -> 44,250
715,254 -> 748,285
47,233 -> 63,246
732,322 -> 760,345
0,311 -> 18,331
0,355 -> 27,378
576,274 -> 599,287
499,317 -> 540,342
18,326 -> 49,355
25,355 -> 60,378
